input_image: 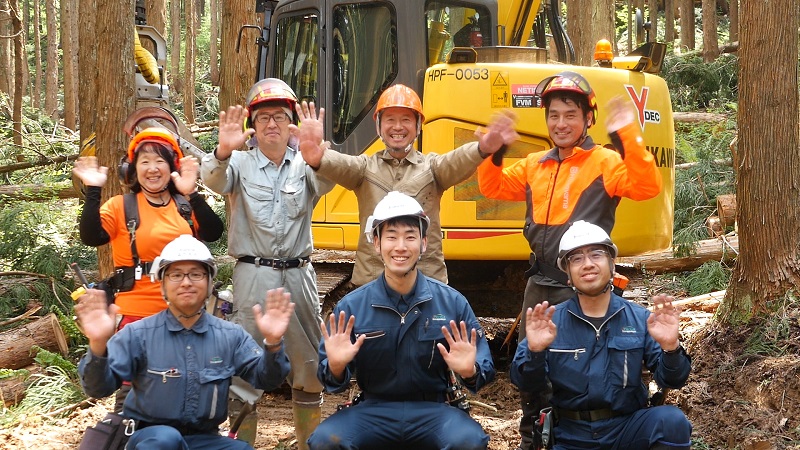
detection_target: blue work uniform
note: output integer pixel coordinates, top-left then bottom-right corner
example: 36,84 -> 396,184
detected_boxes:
511,293 -> 692,450
309,272 -> 496,450
79,310 -> 290,449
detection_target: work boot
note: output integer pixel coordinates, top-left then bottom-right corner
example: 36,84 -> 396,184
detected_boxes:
228,397 -> 258,445
292,402 -> 321,450
113,383 -> 132,414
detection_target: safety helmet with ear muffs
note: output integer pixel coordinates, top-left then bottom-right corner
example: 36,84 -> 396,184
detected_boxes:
118,127 -> 184,184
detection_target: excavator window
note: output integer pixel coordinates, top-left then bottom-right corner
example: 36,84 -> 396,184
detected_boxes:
425,2 -> 492,65
272,14 -> 320,105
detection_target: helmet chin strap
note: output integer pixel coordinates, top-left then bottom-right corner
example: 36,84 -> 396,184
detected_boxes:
571,279 -> 613,297
557,120 -> 590,153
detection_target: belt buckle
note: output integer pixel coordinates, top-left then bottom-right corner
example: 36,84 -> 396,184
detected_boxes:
272,259 -> 286,270
297,258 -> 308,268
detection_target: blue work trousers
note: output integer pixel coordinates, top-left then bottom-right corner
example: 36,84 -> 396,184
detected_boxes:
126,425 -> 254,450
308,399 -> 489,450
554,405 -> 692,449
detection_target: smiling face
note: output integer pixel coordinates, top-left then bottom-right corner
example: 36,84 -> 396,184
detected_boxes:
134,145 -> 173,193
379,107 -> 418,156
545,97 -> 593,152
251,104 -> 292,151
373,217 -> 427,278
565,244 -> 614,296
161,261 -> 209,317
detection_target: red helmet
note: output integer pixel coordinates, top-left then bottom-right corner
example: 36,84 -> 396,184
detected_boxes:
374,84 -> 425,122
536,71 -> 598,126
245,78 -> 298,128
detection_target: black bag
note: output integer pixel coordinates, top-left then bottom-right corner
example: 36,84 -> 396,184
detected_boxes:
78,412 -> 135,450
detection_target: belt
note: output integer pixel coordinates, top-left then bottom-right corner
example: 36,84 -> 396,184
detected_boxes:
137,421 -> 214,436
555,407 -> 621,422
114,261 -> 153,274
362,392 -> 445,403
238,255 -> 310,269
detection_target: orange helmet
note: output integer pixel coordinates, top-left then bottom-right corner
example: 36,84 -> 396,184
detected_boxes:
374,84 -> 425,122
245,78 -> 298,128
126,127 -> 183,165
535,71 -> 598,126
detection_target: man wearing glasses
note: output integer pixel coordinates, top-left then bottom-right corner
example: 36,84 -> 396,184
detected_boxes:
77,235 -> 293,449
510,221 -> 691,450
201,78 -> 333,448
477,71 -> 663,450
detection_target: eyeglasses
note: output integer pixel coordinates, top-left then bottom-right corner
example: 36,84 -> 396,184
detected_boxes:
566,249 -> 609,267
165,271 -> 208,283
253,112 -> 290,124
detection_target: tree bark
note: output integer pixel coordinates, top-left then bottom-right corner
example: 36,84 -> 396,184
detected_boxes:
61,0 -> 78,130
44,0 -> 58,120
702,0 -> 719,62
145,0 -> 166,35
209,0 -> 219,85
219,1 -> 258,110
95,0 -> 135,276
679,0 -> 695,51
647,0 -> 658,43
78,0 -> 97,148
665,0 -> 675,44
723,0 -> 800,323
169,0 -> 181,94
616,235 -> 739,274
0,313 -> 69,370
10,0 -> 22,148
565,0 -> 615,66
0,0 -> 12,101
183,0 -> 196,123
33,0 -> 42,110
0,364 -> 42,407
729,0 -> 738,43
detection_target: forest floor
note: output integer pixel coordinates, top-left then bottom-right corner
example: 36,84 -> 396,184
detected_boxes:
1,254 -> 800,449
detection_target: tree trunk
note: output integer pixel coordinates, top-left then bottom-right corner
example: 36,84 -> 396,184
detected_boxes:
679,0 -> 695,51
0,0 -> 12,102
728,0 -> 738,43
44,0 -> 59,120
33,0 -> 42,110
219,1 -> 258,110
626,0 -> 632,52
0,182 -> 79,201
647,0 -> 658,42
665,0 -> 675,44
0,314 -> 69,370
634,0 -> 644,46
616,235 -> 738,274
10,0 -> 22,148
566,0 -> 615,66
183,0 -> 196,123
78,0 -> 97,150
95,0 -> 135,276
723,0 -> 800,323
0,364 -> 42,407
702,0 -> 719,62
169,0 -> 181,94
61,0 -> 78,130
209,0 -> 219,85
145,0 -> 166,35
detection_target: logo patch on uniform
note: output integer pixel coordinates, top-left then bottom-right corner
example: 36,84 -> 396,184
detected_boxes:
432,314 -> 447,322
210,356 -> 223,364
622,326 -> 637,333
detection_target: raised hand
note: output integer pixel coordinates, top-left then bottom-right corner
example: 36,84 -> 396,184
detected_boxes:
171,155 -> 200,195
74,289 -> 118,356
320,311 -> 365,381
604,96 -> 636,133
253,288 -> 295,348
72,156 -> 109,188
437,320 -> 478,379
217,105 -> 255,160
474,109 -> 519,154
290,101 -> 326,169
647,293 -> 681,351
524,302 -> 557,352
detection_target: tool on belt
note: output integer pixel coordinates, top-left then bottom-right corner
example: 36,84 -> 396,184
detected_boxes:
534,406 -> 555,449
445,370 -> 471,414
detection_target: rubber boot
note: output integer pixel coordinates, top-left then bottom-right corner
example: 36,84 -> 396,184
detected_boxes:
228,397 -> 258,445
292,403 -> 321,450
114,383 -> 132,414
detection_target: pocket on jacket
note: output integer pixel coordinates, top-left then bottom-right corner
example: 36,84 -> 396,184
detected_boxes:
199,366 -> 235,421
607,335 -> 645,389
241,178 -> 275,225
281,177 -> 307,219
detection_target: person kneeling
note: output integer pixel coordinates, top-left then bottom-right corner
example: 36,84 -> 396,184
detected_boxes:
76,235 -> 294,450
511,221 -> 692,450
308,192 -> 496,450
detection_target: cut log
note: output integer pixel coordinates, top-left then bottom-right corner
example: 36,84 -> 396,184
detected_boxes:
0,313 -> 69,370
705,215 -> 723,237
717,193 -> 737,227
617,235 -> 738,274
673,112 -> 728,123
0,364 -> 42,407
0,182 -> 80,201
649,290 -> 725,311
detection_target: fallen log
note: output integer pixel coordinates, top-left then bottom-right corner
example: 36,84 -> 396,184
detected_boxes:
717,194 -> 736,227
0,313 -> 69,370
649,290 -> 725,311
0,182 -> 80,201
673,112 -> 728,123
0,154 -> 78,175
0,364 -> 42,407
617,235 -> 738,274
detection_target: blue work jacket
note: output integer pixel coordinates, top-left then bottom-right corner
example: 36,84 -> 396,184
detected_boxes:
79,310 -> 290,433
318,272 -> 496,397
511,293 -> 691,415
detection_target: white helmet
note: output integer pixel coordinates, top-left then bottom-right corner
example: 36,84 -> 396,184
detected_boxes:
151,234 -> 218,281
556,221 -> 618,272
365,191 -> 430,243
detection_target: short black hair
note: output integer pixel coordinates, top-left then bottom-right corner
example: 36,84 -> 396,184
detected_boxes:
126,142 -> 180,195
543,91 -> 592,117
375,216 -> 425,237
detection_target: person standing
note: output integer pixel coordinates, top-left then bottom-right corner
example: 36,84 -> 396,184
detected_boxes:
200,78 -> 332,449
295,84 -> 518,286
511,221 -> 692,449
477,71 -> 662,450
308,192 -> 496,450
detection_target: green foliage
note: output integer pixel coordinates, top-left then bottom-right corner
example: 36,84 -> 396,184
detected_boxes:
663,54 -> 738,111
56,310 -> 88,351
32,346 -> 79,381
741,292 -> 799,357
681,261 -> 731,296
0,368 -> 30,380
2,366 -> 85,424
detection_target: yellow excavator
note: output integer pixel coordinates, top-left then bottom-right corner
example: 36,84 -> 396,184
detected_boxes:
247,0 -> 675,311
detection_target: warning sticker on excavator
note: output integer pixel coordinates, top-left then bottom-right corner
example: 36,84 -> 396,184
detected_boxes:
491,71 -> 509,108
512,84 -> 537,108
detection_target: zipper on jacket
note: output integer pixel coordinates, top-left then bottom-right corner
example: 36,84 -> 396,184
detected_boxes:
549,348 -> 586,360
541,161 -> 563,258
372,298 -> 430,325
569,305 -> 625,340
